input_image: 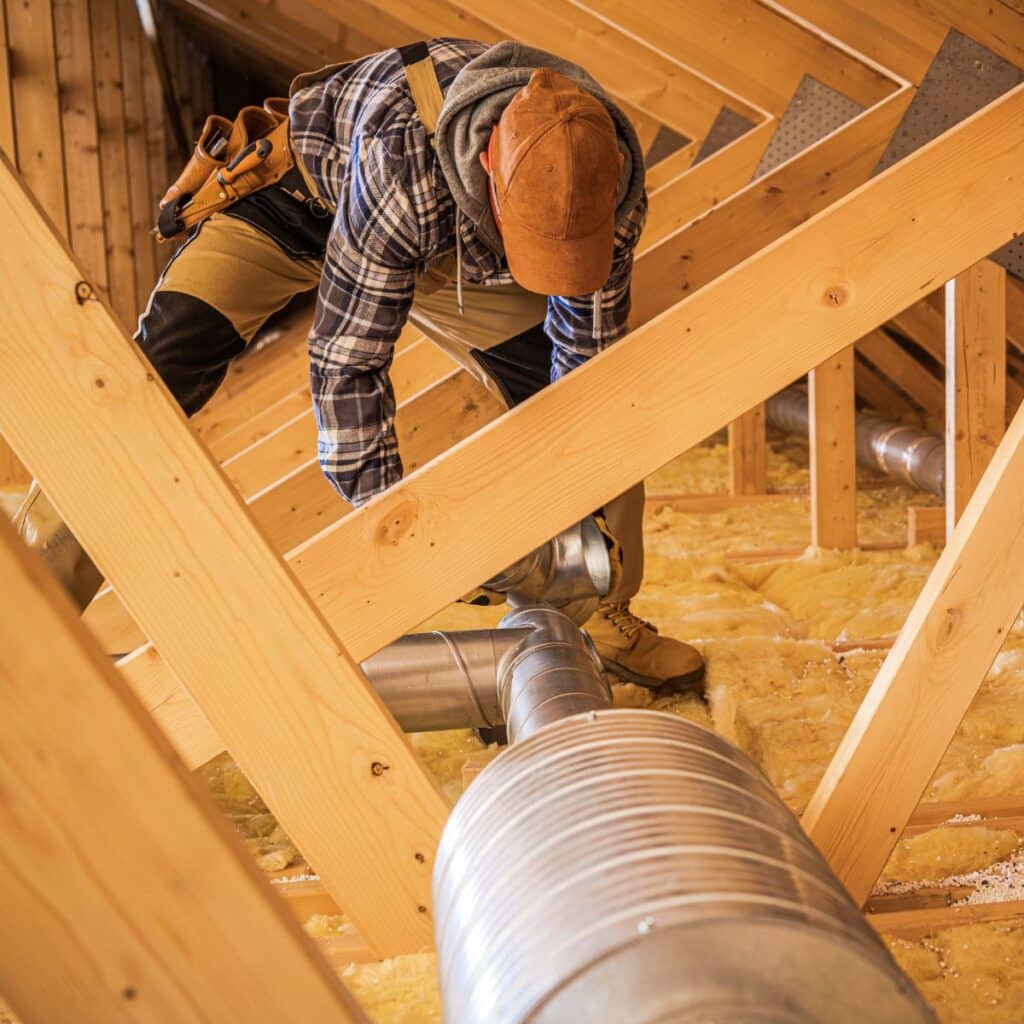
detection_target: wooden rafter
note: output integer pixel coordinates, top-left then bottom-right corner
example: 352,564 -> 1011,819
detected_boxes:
574,0 -> 901,113
0,153 -> 449,956
0,512 -> 367,1024
810,347 -> 858,549
632,85 -> 913,324
303,0 -> 768,140
945,259 -> 1007,528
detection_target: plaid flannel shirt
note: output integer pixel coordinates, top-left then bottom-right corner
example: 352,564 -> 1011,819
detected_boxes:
290,39 -> 647,506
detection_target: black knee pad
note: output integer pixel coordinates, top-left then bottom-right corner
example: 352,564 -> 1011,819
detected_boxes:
136,290 -> 247,415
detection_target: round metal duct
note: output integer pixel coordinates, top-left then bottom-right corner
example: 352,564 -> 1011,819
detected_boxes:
433,710 -> 934,1024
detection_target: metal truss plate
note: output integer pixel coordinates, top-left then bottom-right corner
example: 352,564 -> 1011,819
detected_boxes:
874,29 -> 1024,278
754,75 -> 863,178
691,106 -> 757,165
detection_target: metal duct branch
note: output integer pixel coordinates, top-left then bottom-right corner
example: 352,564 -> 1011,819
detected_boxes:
362,607 -> 610,735
433,711 -> 935,1024
359,518 -> 612,734
767,387 -> 945,498
482,514 -> 612,623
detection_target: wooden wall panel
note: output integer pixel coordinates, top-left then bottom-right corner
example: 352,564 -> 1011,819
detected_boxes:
139,20 -> 168,273
53,0 -> 107,293
118,0 -> 157,309
90,0 -> 137,328
7,0 -> 68,233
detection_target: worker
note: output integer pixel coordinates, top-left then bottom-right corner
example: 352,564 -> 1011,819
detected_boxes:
14,38 -> 704,692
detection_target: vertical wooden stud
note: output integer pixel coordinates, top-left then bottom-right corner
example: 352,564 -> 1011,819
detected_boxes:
0,0 -> 16,157
809,346 -> 858,549
728,403 -> 767,495
945,259 -> 1007,532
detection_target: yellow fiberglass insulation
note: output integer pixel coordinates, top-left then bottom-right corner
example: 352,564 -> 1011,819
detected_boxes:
342,954 -> 442,1023
882,827 -> 1021,883
889,923 -> 1024,1024
733,545 -> 938,642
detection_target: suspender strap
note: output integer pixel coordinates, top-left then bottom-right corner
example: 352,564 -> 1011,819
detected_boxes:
399,42 -> 445,146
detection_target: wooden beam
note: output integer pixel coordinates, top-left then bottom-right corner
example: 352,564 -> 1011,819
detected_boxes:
906,504 -> 945,547
135,0 -> 190,161
727,403 -> 767,495
632,86 -> 913,325
945,259 -> 1007,529
53,0 -> 108,293
577,0 -> 900,114
324,0 -> 768,139
892,290 -> 1023,423
91,0 -> 137,328
86,368 -> 505,664
117,80 -> 1024,716
644,139 -> 697,189
139,11 -> 168,272
164,0 -> 348,73
7,0 -> 68,234
0,513 -> 367,1024
0,154 -> 448,956
854,352 -> 917,419
641,118 -> 776,250
775,0 -> 946,83
809,346 -> 858,549
870,899 -> 1024,940
803,401 -> 1024,905
857,328 -> 944,417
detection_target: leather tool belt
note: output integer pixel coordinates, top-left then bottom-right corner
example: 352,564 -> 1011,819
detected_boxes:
156,98 -> 296,242
157,44 -> 444,242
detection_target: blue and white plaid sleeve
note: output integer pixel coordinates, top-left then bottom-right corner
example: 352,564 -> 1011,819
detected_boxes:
545,193 -> 648,381
308,137 -> 421,507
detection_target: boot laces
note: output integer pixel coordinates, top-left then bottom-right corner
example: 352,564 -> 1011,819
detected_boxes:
601,602 -> 655,640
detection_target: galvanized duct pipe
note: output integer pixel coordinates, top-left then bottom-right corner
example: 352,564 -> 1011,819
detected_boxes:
363,607 -> 610,734
433,710 -> 934,1023
362,629 -> 526,733
483,514 -> 612,624
359,518 -> 612,733
767,387 -> 945,498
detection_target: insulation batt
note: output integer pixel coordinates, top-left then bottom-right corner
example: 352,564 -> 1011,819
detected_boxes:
105,437 -> 1024,1023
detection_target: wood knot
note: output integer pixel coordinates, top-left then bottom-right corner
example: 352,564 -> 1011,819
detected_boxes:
823,285 -> 847,307
375,498 -> 418,546
939,606 -> 962,643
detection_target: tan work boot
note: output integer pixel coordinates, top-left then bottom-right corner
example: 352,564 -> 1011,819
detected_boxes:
586,601 -> 705,693
12,482 -> 103,611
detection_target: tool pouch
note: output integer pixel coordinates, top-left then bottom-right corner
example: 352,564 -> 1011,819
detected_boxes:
156,99 -> 296,242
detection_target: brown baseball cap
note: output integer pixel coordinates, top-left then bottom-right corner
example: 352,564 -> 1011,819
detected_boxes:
489,68 -> 621,296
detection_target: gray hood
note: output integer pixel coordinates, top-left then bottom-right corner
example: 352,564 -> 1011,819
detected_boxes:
434,40 -> 646,256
